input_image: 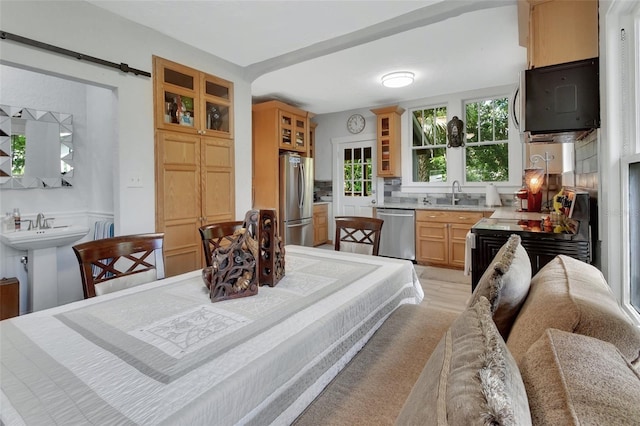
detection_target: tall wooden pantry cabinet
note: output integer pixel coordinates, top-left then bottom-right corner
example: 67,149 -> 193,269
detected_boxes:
153,56 -> 235,277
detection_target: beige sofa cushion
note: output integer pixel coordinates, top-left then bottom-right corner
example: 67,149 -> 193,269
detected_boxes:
395,297 -> 531,426
522,329 -> 640,425
469,234 -> 532,339
507,255 -> 640,367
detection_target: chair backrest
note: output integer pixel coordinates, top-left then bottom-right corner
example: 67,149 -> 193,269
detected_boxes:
334,216 -> 384,256
199,221 -> 245,267
73,233 -> 165,299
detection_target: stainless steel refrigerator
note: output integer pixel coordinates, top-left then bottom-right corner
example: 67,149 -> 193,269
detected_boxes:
279,153 -> 314,246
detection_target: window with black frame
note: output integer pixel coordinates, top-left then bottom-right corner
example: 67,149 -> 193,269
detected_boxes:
464,96 -> 510,183
629,160 -> 640,315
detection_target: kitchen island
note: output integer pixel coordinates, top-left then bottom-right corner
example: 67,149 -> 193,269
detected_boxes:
470,190 -> 592,290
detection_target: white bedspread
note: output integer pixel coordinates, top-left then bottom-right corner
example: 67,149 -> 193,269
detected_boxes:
0,245 -> 422,425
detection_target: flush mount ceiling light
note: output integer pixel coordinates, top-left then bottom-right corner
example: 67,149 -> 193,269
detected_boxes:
381,71 -> 414,88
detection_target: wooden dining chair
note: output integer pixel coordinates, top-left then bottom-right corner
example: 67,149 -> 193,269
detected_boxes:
199,221 -> 245,267
334,216 -> 384,256
73,233 -> 165,299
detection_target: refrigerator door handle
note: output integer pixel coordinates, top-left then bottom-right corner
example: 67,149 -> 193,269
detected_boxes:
287,222 -> 309,228
299,162 -> 305,209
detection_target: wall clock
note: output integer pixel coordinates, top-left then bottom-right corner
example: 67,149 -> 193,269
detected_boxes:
347,113 -> 365,134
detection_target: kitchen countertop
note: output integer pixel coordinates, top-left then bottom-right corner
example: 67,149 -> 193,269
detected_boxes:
376,202 -> 495,212
376,203 -> 552,221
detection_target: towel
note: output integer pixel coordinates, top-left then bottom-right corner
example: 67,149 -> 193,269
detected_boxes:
464,231 -> 475,276
94,220 -> 114,240
92,220 -> 114,277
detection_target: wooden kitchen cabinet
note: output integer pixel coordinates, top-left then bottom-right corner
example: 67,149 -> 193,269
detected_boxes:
313,203 -> 329,246
252,100 -> 315,213
525,0 -> 598,69
415,209 -> 490,268
155,131 -> 235,277
153,57 -> 236,277
371,105 -> 404,177
154,56 -> 234,139
253,100 -> 312,155
309,121 -> 317,159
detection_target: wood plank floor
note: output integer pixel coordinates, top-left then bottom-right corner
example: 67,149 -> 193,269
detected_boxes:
316,244 -> 471,315
414,264 -> 472,314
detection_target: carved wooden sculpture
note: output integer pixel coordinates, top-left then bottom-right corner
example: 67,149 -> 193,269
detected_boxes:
257,209 -> 285,287
202,210 -> 259,302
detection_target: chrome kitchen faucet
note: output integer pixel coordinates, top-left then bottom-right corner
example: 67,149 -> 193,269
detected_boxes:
451,180 -> 462,205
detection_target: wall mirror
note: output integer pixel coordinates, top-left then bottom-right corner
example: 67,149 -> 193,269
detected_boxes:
0,105 -> 74,189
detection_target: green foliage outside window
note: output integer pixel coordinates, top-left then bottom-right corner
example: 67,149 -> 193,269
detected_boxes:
411,106 -> 448,182
11,134 -> 26,176
343,147 -> 372,196
465,97 -> 509,182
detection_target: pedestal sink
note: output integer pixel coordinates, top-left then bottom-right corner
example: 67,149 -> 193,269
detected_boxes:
0,225 -> 89,312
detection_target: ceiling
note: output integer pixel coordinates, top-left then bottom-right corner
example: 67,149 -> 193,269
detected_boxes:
89,0 -> 526,115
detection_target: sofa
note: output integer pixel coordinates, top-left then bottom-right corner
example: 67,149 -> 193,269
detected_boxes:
294,235 -> 640,425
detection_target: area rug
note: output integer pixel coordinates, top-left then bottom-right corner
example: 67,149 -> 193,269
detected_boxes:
293,265 -> 470,425
292,304 -> 458,426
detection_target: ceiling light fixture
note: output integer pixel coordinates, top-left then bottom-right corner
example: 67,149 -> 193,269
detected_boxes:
381,71 -> 414,88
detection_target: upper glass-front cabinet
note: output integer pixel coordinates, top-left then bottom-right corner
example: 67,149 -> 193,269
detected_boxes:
154,56 -> 233,139
277,110 -> 307,153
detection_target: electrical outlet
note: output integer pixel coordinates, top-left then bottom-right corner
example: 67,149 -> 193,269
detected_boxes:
127,173 -> 143,188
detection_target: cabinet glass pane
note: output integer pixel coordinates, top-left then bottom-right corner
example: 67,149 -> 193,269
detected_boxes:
281,115 -> 292,126
295,131 -> 305,147
281,128 -> 292,145
164,68 -> 194,90
381,117 -> 390,136
205,80 -> 229,99
205,102 -> 229,132
164,92 -> 195,127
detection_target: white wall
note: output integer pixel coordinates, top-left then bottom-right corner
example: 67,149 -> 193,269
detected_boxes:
0,64 -> 106,311
313,84 -> 525,195
0,1 -> 253,310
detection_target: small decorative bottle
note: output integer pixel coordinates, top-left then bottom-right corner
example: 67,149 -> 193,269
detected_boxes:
2,212 -> 15,232
13,208 -> 21,231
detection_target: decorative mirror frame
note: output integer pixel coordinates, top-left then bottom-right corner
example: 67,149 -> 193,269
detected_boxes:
0,105 -> 74,189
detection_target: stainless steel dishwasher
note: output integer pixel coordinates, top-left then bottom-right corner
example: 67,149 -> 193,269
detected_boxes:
375,208 -> 416,261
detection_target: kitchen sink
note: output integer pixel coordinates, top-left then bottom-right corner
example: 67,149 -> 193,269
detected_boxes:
435,197 -> 480,207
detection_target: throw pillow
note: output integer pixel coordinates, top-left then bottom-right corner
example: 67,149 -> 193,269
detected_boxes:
395,297 -> 531,426
507,255 -> 640,368
469,234 -> 532,339
522,328 -> 640,425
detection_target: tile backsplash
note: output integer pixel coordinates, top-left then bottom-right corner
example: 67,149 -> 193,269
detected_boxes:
314,180 -> 332,201
382,177 -> 515,207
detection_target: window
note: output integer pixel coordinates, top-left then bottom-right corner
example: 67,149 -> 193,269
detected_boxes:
464,97 -> 509,182
411,106 -> 447,182
629,160 -> 640,315
343,146 -> 373,196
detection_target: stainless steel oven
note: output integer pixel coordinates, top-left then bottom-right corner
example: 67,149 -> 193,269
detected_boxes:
375,208 -> 415,261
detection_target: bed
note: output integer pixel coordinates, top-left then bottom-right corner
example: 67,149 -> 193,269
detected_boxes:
0,245 -> 423,425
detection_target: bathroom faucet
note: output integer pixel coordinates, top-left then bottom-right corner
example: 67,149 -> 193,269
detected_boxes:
35,213 -> 46,229
451,180 -> 462,205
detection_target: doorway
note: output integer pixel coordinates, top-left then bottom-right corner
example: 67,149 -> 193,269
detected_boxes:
332,135 -> 378,218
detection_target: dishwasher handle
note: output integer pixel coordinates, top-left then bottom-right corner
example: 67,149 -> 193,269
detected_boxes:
376,212 -> 415,218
